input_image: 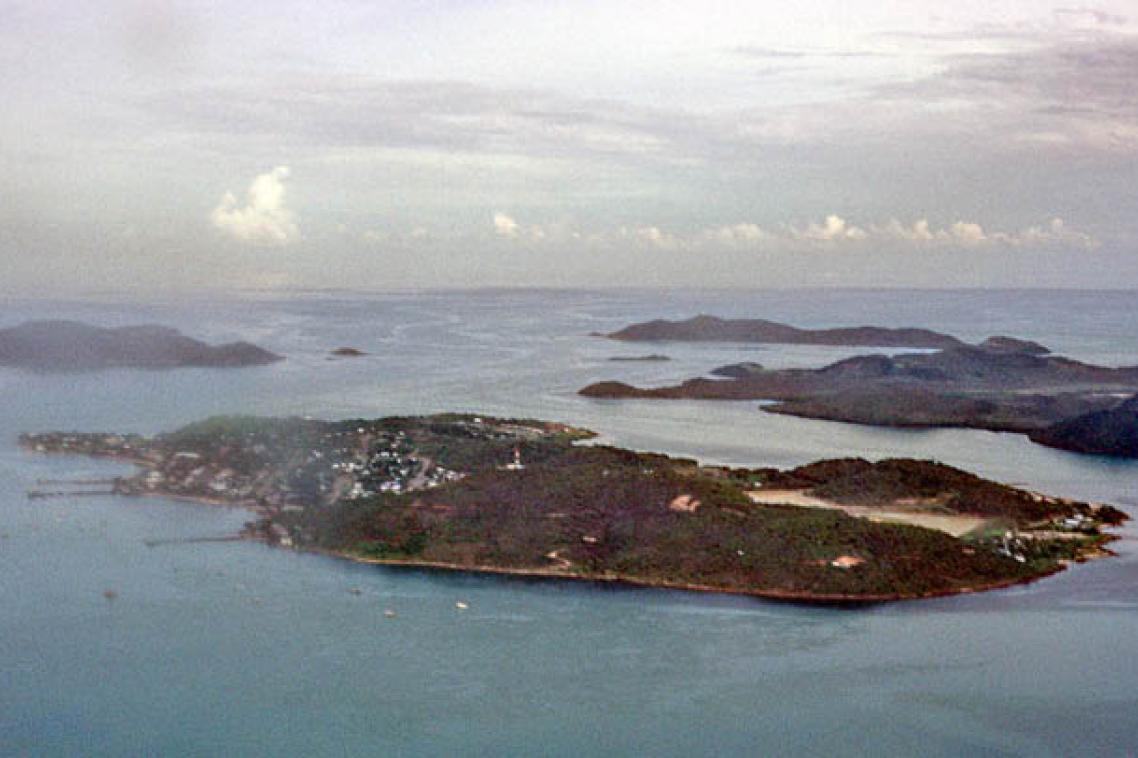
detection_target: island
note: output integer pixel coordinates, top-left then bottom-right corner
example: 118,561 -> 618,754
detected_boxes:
581,337 -> 1138,451
608,354 -> 671,362
330,347 -> 367,358
602,314 -> 966,349
19,414 -> 1126,603
0,320 -> 282,371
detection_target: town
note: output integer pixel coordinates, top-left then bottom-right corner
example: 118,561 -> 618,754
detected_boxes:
19,415 -> 574,521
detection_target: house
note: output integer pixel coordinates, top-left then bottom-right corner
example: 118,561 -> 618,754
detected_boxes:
503,447 -> 525,471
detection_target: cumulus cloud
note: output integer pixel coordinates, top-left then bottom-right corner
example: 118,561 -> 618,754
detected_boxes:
635,226 -> 677,248
704,214 -> 1097,250
210,166 -> 298,244
793,215 -> 868,242
484,213 -> 1096,253
493,212 -> 548,241
866,216 -> 1098,248
704,223 -> 768,244
644,215 -> 1096,251
493,212 -> 520,237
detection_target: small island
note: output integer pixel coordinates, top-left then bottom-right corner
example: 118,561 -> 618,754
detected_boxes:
0,320 -> 282,371
20,414 -> 1126,603
608,354 -> 671,362
330,347 -> 367,358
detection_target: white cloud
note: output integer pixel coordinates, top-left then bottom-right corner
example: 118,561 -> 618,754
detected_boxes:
611,225 -> 683,250
793,215 -> 868,242
948,221 -> 987,245
493,212 -> 520,237
675,214 -> 1096,250
493,212 -> 548,241
483,212 -> 1096,253
866,216 -> 1097,248
210,166 -> 298,244
704,223 -> 768,245
874,219 -> 936,241
635,226 -> 670,245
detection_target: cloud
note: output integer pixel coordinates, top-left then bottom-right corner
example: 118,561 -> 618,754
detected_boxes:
864,216 -> 1098,249
493,212 -> 548,241
493,212 -> 520,237
704,223 -> 768,244
732,46 -> 892,60
610,215 -> 1098,251
773,215 -> 1097,249
633,225 -> 679,248
870,35 -> 1138,152
1052,7 -> 1128,26
154,80 -> 682,166
485,213 -> 1097,252
793,215 -> 868,242
210,166 -> 298,244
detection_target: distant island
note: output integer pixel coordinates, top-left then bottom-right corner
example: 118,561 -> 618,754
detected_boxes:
330,347 -> 367,358
0,320 -> 282,371
603,314 -> 966,349
608,354 -> 671,362
582,333 -> 1138,456
20,414 -> 1126,603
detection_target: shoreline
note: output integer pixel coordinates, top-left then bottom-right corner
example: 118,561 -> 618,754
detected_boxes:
309,547 -> 1083,606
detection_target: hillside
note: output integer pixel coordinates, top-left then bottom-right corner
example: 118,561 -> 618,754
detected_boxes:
1030,395 -> 1138,457
0,320 -> 282,371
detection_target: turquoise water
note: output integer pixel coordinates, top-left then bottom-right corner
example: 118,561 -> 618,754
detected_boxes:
2,289 -> 1137,755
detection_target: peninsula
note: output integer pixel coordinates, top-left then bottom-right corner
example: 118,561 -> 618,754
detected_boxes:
1030,395 -> 1138,458
0,320 -> 282,371
581,337 -> 1138,454
20,414 -> 1126,603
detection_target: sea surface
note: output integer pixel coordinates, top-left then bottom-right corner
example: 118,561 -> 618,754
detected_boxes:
2,288 -> 1137,756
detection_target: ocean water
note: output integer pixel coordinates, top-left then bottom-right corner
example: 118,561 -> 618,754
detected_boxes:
2,288 -> 1137,756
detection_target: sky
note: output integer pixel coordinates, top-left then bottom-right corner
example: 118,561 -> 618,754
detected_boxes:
1,0 -> 1137,292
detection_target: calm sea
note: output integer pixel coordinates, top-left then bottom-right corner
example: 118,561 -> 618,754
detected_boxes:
2,288 -> 1137,756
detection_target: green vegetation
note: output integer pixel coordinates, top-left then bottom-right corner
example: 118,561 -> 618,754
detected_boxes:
763,457 -> 1080,521
283,444 -> 1051,598
24,414 -> 1126,602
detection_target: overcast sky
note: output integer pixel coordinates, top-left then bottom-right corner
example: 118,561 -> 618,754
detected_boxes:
2,0 -> 1136,292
